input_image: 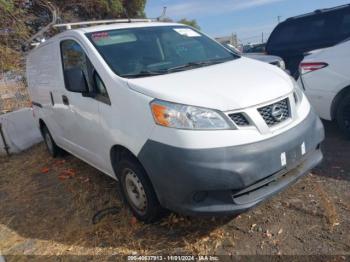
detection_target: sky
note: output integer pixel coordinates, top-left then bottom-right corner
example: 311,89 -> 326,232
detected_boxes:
146,0 -> 350,44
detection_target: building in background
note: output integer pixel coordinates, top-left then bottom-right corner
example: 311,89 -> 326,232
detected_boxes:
215,33 -> 239,48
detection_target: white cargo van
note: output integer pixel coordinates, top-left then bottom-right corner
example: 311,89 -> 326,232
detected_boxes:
26,20 -> 324,222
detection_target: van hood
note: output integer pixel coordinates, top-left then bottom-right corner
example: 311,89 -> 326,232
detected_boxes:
244,53 -> 282,63
127,57 -> 293,111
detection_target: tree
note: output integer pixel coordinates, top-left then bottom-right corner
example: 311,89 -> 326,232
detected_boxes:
177,18 -> 200,30
0,0 -> 14,12
124,0 -> 147,18
58,0 -> 146,19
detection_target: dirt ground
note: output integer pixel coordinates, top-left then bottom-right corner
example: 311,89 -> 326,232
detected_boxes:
0,121 -> 349,259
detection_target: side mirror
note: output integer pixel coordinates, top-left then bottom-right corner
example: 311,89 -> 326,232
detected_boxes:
223,43 -> 241,55
64,68 -> 89,93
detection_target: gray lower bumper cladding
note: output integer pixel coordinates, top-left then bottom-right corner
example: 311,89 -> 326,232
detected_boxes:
138,110 -> 325,215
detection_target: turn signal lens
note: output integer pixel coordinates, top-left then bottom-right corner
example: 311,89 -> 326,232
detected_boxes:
151,103 -> 169,127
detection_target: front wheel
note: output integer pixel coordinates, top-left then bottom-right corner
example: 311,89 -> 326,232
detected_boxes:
42,126 -> 62,157
336,93 -> 350,139
117,157 -> 164,223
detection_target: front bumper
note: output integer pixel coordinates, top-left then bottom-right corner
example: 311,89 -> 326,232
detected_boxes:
138,110 -> 325,215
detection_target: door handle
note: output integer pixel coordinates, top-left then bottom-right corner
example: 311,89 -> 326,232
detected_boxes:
62,95 -> 69,105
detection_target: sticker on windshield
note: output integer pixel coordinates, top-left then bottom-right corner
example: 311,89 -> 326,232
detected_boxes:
91,32 -> 137,46
91,32 -> 110,44
92,32 -> 109,40
173,28 -> 201,37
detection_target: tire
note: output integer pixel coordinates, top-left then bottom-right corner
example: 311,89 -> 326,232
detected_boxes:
42,125 -> 61,157
336,92 -> 350,139
117,157 -> 164,223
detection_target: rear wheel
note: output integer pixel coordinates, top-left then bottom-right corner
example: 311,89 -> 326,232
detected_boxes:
117,157 -> 164,223
42,126 -> 61,157
336,93 -> 350,138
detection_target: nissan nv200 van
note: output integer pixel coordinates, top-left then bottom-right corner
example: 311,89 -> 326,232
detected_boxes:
26,20 -> 324,222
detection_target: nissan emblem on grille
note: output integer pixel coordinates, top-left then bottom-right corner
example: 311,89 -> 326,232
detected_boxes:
271,104 -> 285,121
258,98 -> 290,126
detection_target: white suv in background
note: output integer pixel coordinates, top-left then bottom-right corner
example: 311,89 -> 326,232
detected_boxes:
299,39 -> 350,137
26,21 -> 324,222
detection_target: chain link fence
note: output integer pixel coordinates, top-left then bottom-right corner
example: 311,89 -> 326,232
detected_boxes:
0,72 -> 31,115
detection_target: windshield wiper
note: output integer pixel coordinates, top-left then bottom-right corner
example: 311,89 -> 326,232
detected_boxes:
121,70 -> 167,78
120,58 -> 234,78
165,58 -> 233,73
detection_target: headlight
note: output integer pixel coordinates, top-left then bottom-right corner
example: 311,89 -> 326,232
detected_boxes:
292,78 -> 304,105
150,99 -> 232,130
278,60 -> 286,70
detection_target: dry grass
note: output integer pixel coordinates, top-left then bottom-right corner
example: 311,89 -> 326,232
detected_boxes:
314,182 -> 340,229
0,125 -> 350,257
0,144 -> 234,256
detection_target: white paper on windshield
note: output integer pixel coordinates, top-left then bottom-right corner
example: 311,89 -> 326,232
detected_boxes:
173,28 -> 201,37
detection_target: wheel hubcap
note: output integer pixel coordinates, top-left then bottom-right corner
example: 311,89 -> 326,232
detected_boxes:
124,169 -> 147,214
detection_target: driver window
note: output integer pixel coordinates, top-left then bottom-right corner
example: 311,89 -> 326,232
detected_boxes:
61,40 -> 91,91
61,39 -> 110,104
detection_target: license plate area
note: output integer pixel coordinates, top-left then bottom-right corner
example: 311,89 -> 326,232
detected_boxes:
281,142 -> 306,169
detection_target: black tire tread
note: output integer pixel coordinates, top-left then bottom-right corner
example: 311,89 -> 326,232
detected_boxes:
42,125 -> 62,157
117,156 -> 164,223
336,92 -> 350,139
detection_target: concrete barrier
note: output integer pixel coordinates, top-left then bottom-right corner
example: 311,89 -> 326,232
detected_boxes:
0,108 -> 42,155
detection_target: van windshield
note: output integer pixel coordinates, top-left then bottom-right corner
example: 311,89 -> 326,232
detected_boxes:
86,26 -> 239,78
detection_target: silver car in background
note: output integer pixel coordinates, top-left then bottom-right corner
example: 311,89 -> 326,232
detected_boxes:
224,43 -> 286,70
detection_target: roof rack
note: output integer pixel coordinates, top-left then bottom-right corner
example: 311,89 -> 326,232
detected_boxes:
53,18 -> 155,30
286,3 -> 350,20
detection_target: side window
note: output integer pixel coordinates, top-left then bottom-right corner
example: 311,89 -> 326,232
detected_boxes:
61,40 -> 87,73
298,18 -> 325,43
60,39 -> 110,104
339,13 -> 350,39
269,23 -> 298,47
61,40 -> 92,91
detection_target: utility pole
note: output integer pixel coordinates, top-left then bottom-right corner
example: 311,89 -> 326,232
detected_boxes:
262,32 -> 264,43
157,6 -> 167,21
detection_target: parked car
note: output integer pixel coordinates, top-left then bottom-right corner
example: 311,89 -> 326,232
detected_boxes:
266,4 -> 350,78
298,38 -> 350,137
224,43 -> 286,70
26,20 -> 324,222
243,43 -> 266,54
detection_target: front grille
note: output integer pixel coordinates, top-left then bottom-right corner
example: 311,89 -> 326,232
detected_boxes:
229,113 -> 250,126
258,98 -> 290,126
